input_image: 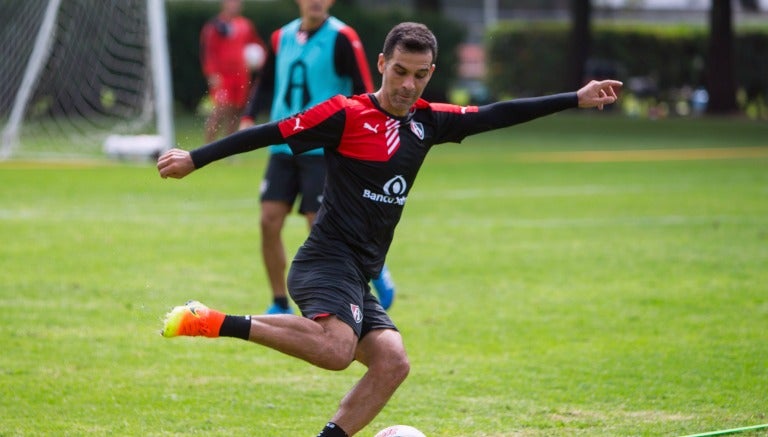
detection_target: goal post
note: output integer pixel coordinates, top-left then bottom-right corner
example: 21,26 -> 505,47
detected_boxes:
0,0 -> 175,160
147,0 -> 175,158
0,0 -> 63,160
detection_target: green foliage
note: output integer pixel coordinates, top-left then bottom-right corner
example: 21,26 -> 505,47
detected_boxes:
486,21 -> 768,104
734,31 -> 768,102
592,23 -> 708,89
166,0 -> 464,110
1,113 -> 767,435
486,22 -> 572,97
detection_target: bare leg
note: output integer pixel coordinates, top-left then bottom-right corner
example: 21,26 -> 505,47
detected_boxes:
221,105 -> 242,136
260,200 -> 291,299
204,104 -> 224,143
248,314 -> 358,371
205,104 -> 241,143
331,329 -> 410,435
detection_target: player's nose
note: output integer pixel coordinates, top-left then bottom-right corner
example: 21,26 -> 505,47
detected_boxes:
401,75 -> 417,91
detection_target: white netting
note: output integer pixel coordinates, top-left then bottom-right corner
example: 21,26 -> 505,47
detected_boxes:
0,0 -> 173,159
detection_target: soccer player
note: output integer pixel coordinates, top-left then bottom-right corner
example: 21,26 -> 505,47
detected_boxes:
238,0 -> 396,314
200,0 -> 265,143
157,22 -> 621,437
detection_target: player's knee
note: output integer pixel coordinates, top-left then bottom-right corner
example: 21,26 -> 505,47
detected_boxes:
312,327 -> 358,371
314,348 -> 356,371
388,353 -> 411,385
372,350 -> 410,387
260,214 -> 283,235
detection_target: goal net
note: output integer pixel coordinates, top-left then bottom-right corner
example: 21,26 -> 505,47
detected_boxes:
0,0 -> 174,160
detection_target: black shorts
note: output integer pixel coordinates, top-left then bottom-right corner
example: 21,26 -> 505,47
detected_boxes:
287,246 -> 397,339
260,153 -> 325,214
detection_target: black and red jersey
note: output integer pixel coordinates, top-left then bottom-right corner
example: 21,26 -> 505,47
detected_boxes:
191,92 -> 578,278
279,92 -> 578,277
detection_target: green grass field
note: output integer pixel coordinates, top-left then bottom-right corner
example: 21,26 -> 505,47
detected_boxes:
1,113 -> 767,436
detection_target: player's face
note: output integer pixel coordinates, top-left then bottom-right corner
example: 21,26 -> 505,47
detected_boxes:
222,0 -> 242,16
376,48 -> 435,117
296,0 -> 334,26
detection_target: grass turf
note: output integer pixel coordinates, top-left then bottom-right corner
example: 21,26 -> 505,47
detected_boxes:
0,112 -> 766,436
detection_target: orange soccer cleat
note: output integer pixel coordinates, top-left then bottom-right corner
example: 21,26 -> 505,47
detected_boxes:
161,301 -> 225,338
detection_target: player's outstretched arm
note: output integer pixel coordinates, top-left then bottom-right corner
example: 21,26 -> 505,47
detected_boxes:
157,148 -> 195,179
577,80 -> 623,110
157,121 -> 285,179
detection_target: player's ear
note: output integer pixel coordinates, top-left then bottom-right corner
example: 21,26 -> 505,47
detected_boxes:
377,53 -> 386,74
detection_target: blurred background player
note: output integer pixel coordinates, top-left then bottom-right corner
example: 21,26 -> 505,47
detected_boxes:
200,0 -> 266,143
240,0 -> 396,315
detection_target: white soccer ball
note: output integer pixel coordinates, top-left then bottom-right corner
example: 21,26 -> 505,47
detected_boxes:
243,43 -> 265,70
374,425 -> 426,437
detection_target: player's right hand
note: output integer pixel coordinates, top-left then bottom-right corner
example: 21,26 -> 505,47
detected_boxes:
157,148 -> 195,179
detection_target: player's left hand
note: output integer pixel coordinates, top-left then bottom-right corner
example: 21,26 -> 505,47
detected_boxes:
577,80 -> 623,110
157,148 -> 195,179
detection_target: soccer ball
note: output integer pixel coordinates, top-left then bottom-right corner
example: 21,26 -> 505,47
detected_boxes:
374,425 -> 426,437
243,43 -> 265,70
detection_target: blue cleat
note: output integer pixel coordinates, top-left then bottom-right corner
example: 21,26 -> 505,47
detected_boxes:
371,264 -> 396,310
265,303 -> 294,315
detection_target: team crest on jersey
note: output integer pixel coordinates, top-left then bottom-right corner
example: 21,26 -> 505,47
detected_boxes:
409,121 -> 425,140
350,304 -> 363,324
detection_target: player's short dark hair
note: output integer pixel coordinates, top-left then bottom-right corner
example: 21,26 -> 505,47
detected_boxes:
382,22 -> 438,64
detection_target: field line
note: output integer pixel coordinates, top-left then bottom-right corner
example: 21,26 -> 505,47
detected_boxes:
678,423 -> 768,437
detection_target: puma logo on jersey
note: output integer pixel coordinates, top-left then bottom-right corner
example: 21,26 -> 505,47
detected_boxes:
293,118 -> 304,131
363,122 -> 379,134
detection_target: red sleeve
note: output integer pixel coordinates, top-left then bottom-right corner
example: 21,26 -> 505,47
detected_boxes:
200,22 -> 218,77
277,95 -> 347,154
278,95 -> 347,139
270,29 -> 281,55
337,26 -> 374,93
429,102 -> 479,114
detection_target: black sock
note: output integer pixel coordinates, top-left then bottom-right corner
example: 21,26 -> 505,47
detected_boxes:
274,296 -> 290,310
317,422 -> 348,437
218,315 -> 251,340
